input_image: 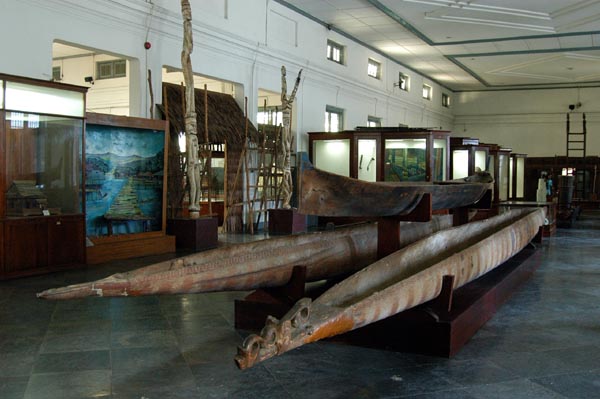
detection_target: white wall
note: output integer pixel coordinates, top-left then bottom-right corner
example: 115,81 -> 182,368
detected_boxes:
0,0 -> 453,154
454,88 -> 600,157
54,55 -> 130,115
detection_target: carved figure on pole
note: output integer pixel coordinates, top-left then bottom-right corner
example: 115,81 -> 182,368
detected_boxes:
180,0 -> 201,216
280,66 -> 302,209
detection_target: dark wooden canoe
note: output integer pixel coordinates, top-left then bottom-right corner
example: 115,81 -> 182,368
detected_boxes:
298,156 -> 491,217
235,208 -> 545,369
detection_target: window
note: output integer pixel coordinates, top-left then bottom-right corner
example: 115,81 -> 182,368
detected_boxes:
327,40 -> 344,65
422,84 -> 432,100
96,59 -> 127,80
257,107 -> 283,125
442,93 -> 450,108
367,58 -> 381,79
367,116 -> 381,127
325,105 -> 344,132
52,66 -> 61,81
396,72 -> 409,91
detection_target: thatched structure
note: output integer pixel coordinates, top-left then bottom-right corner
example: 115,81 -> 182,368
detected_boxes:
161,82 -> 259,232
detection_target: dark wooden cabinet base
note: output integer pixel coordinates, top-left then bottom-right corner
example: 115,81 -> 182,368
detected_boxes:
1,215 -> 85,280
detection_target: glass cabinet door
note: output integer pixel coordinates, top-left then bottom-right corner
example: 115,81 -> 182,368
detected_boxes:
313,139 -> 350,176
452,149 -> 469,180
5,113 -> 83,216
498,154 -> 509,201
385,139 -> 427,181
433,139 -> 447,181
357,139 -> 376,182
516,157 -> 525,198
475,150 -> 487,173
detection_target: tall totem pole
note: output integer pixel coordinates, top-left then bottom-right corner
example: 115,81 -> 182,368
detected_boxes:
280,66 -> 302,209
180,0 -> 201,217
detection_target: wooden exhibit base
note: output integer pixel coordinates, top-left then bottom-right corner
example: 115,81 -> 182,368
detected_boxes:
166,217 -> 218,251
86,233 -> 175,264
268,208 -> 306,235
234,244 -> 541,357
333,245 -> 541,357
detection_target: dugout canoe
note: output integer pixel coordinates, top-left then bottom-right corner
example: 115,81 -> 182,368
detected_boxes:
235,207 -> 545,369
37,215 -> 453,300
298,156 -> 491,217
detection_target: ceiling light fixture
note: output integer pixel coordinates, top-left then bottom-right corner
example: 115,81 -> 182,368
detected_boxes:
403,0 -> 551,20
425,15 -> 556,33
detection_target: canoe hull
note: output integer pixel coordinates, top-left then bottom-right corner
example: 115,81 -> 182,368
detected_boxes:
37,215 -> 453,300
235,208 -> 545,369
298,160 -> 490,217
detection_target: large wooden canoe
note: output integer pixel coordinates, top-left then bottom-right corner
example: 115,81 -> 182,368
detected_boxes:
298,156 -> 491,217
37,216 -> 453,300
235,208 -> 545,369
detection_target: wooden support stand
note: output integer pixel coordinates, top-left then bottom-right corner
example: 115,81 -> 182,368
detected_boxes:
377,193 -> 431,258
331,244 -> 541,357
268,208 -> 306,235
235,266 -> 307,331
166,216 -> 218,251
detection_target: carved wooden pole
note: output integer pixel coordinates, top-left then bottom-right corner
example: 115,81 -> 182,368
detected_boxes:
181,0 -> 201,217
280,66 -> 302,209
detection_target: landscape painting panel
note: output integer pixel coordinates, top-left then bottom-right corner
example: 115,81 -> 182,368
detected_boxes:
85,124 -> 165,236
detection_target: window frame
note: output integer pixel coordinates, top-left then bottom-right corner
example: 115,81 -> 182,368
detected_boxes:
367,58 -> 381,79
367,115 -> 382,128
325,105 -> 344,132
442,93 -> 451,108
398,72 -> 409,91
52,66 -> 61,81
422,84 -> 432,100
327,40 -> 345,65
96,59 -> 127,80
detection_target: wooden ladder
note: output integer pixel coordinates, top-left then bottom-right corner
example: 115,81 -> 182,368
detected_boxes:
247,124 -> 282,232
566,113 -> 587,199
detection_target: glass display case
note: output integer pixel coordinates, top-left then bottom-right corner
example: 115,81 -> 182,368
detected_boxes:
1,74 -> 87,278
450,137 -> 489,180
308,127 -> 450,183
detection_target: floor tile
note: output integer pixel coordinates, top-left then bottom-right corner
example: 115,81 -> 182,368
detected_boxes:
0,376 -> 29,399
33,350 -> 110,373
111,329 -> 179,349
40,331 -> 110,353
532,369 -> 600,398
24,370 -> 110,399
0,352 -> 37,377
466,378 -> 567,399
111,346 -> 187,371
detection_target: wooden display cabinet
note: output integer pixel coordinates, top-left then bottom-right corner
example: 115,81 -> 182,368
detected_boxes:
308,127 -> 450,183
0,73 -> 87,279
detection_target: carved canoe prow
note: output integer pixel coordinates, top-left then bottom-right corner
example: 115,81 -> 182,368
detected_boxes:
235,208 -> 545,369
37,216 -> 454,300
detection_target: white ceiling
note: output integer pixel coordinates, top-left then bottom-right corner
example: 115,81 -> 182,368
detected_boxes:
277,0 -> 600,91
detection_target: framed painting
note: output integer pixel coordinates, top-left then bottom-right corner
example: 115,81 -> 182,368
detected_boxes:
85,113 -> 168,237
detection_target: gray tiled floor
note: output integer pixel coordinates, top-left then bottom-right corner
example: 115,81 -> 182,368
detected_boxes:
1,212 -> 600,398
